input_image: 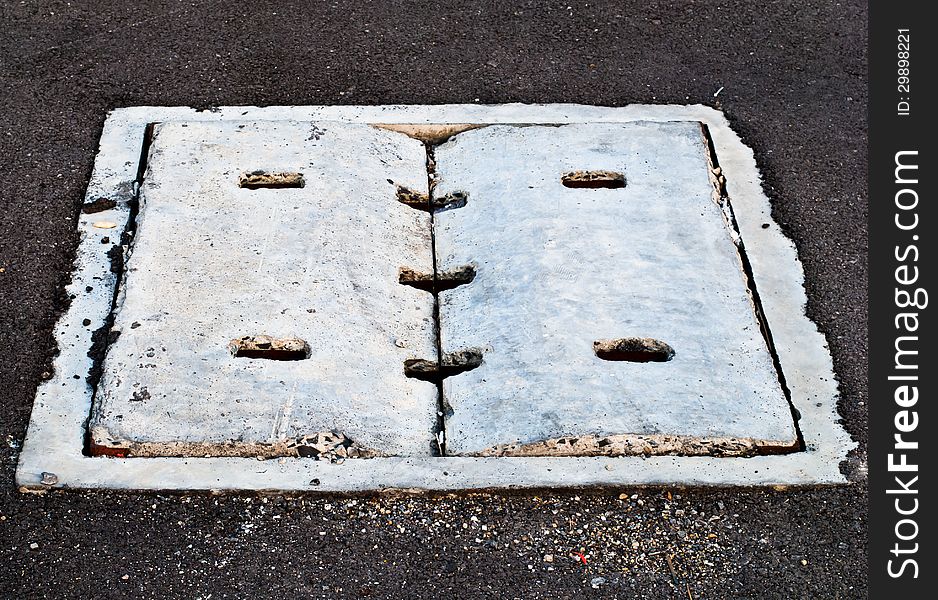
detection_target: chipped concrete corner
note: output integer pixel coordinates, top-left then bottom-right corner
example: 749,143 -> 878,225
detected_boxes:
15,104 -> 855,493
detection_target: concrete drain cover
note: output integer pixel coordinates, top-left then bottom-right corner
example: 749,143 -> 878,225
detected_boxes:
88,121 -> 438,459
16,105 -> 853,492
434,123 -> 795,457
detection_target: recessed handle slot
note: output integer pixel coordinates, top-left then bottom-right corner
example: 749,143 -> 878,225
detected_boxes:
238,171 -> 305,189
398,265 -> 476,293
229,336 -> 310,360
561,170 -> 626,189
593,338 -> 674,362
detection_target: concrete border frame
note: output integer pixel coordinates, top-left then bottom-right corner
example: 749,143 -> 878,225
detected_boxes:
16,104 -> 856,492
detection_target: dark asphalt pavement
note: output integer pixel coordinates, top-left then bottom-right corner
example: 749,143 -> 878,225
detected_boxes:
0,1 -> 867,598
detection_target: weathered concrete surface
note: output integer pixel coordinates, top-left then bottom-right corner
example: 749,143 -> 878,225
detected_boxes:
17,104 -> 851,492
88,120 -> 438,457
434,122 -> 798,457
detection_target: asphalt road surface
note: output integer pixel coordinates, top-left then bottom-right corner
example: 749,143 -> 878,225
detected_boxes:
0,1 -> 867,598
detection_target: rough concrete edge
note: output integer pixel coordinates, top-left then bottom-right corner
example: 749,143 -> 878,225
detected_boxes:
16,103 -> 855,492
88,425 -> 380,460
471,432 -> 798,458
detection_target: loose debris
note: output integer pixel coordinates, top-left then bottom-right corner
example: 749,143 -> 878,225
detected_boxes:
287,431 -> 376,461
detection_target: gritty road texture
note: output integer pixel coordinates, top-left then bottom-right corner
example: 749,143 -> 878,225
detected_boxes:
0,1 -> 867,598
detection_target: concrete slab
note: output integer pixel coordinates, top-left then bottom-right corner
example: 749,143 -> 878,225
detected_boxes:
88,120 -> 439,457
15,104 -> 853,492
433,122 -> 798,457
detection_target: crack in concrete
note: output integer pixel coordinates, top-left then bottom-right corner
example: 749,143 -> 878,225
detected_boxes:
83,122 -> 156,458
